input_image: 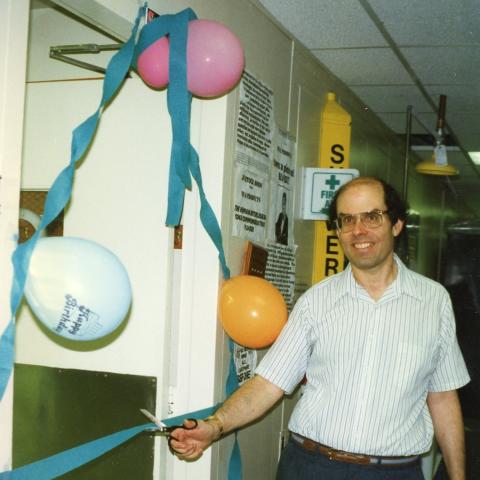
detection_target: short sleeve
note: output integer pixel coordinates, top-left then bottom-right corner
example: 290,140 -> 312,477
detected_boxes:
255,293 -> 313,394
428,294 -> 470,392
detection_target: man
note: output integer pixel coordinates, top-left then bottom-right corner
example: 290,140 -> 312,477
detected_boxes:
275,191 -> 289,245
171,177 -> 470,480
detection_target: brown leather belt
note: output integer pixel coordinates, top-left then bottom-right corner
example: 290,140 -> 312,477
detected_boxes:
290,433 -> 420,467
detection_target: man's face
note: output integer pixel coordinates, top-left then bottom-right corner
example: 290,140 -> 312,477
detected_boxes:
336,182 -> 403,272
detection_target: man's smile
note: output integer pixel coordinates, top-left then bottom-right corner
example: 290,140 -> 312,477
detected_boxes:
352,241 -> 374,250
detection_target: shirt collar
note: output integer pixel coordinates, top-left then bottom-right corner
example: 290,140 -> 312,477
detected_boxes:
334,262 -> 356,301
334,254 -> 422,302
393,254 -> 423,300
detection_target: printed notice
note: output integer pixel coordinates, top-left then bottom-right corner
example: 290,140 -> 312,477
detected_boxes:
232,166 -> 269,242
234,343 -> 257,386
265,241 -> 296,311
235,71 -> 274,174
269,128 -> 296,246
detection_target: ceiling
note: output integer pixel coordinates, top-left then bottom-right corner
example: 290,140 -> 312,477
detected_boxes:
30,0 -> 480,213
257,0 -> 480,215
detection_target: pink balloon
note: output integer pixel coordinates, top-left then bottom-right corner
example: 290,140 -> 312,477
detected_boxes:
137,36 -> 170,89
187,19 -> 245,97
137,19 -> 245,97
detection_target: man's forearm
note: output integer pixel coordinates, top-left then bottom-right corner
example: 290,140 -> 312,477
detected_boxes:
427,390 -> 466,480
211,374 -> 284,436
169,374 -> 285,460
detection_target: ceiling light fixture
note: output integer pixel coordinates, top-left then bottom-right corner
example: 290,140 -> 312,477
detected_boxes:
415,95 -> 458,176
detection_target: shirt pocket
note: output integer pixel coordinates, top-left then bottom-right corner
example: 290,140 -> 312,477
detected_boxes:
390,340 -> 434,393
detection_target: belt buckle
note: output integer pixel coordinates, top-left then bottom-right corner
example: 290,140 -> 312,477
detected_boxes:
326,448 -> 335,461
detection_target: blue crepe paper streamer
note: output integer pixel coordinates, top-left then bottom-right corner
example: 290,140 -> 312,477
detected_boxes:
226,338 -> 242,479
136,10 -> 239,479
0,2 -> 240,478
0,404 -> 220,480
133,9 -> 230,279
0,0 -> 147,405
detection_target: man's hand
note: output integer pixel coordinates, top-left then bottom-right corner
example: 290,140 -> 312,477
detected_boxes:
169,417 -> 222,460
169,375 -> 284,462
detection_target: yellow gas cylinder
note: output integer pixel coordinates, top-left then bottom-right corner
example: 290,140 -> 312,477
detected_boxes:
312,92 -> 352,284
318,92 -> 351,168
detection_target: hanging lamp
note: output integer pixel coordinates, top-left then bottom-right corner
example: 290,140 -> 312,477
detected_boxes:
415,95 -> 458,176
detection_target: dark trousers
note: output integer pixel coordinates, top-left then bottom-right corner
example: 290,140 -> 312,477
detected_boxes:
276,439 -> 425,480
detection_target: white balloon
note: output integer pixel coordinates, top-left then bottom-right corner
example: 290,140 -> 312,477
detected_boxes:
24,237 -> 132,341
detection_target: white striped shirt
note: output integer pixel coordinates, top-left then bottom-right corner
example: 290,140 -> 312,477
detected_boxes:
256,256 -> 470,455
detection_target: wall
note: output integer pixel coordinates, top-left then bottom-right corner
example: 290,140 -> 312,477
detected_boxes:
0,0 -> 30,470
202,1 -> 470,478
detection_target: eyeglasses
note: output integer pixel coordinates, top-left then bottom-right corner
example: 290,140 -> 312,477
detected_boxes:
334,209 -> 389,233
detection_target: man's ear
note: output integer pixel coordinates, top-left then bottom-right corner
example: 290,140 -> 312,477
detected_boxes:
392,219 -> 405,237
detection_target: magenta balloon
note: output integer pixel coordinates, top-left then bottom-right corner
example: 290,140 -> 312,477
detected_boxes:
137,36 -> 170,89
137,19 -> 244,97
186,19 -> 245,97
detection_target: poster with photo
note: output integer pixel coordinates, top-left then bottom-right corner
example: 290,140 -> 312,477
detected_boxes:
231,71 -> 275,242
269,128 -> 296,246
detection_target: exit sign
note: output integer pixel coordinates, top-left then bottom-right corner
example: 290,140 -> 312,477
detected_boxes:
301,168 -> 359,220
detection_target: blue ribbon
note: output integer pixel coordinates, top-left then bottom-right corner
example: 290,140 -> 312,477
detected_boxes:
0,2 -> 239,478
133,9 -> 237,477
133,9 -> 230,278
226,338 -> 242,479
0,404 -> 219,480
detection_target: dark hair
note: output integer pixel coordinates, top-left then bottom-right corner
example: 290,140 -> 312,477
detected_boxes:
328,176 -> 408,226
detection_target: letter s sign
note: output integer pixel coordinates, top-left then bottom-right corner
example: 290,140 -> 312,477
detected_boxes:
330,144 -> 345,164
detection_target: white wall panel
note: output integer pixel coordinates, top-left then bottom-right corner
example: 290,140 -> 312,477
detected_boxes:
0,0 -> 30,470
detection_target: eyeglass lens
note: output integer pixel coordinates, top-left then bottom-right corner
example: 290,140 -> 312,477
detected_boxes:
337,211 -> 384,231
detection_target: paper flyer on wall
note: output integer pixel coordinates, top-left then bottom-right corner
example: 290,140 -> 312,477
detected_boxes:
231,165 -> 269,242
264,241 -> 296,311
269,127 -> 295,247
232,70 -> 274,241
235,70 -> 274,175
234,343 -> 257,386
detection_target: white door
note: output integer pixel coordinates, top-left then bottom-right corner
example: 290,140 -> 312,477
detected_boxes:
14,5 -> 229,477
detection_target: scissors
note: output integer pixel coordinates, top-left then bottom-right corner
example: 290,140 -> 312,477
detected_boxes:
140,408 -> 198,453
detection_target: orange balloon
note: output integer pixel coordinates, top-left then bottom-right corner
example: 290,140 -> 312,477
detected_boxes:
218,275 -> 288,349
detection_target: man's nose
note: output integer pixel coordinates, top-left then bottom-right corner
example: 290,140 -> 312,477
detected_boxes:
352,216 -> 368,235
